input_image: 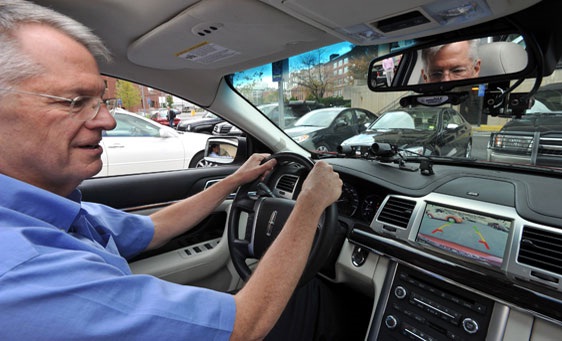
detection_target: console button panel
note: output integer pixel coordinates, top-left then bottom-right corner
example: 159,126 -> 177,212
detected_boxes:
376,264 -> 494,340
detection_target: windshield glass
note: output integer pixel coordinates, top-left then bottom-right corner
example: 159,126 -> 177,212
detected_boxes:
230,40 -> 562,170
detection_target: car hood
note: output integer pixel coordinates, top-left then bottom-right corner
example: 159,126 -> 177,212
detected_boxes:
285,125 -> 324,136
176,131 -> 210,148
180,117 -> 217,124
341,129 -> 436,147
502,113 -> 562,132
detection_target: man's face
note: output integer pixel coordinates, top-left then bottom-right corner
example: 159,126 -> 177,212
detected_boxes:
0,24 -> 116,196
422,41 -> 481,83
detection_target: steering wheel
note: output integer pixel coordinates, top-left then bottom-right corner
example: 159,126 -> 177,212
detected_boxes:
227,152 -> 341,285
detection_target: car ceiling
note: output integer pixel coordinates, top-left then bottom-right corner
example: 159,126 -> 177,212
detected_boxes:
36,0 -> 541,107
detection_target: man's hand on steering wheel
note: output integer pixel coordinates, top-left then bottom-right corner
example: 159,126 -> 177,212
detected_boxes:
230,153 -> 277,186
227,152 -> 344,285
297,161 -> 343,213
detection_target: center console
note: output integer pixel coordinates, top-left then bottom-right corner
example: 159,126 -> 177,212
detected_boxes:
370,263 -> 495,340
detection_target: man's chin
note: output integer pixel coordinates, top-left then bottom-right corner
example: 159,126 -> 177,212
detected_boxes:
81,161 -> 104,179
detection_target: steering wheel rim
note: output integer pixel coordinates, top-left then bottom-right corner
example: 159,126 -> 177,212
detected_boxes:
227,152 -> 340,285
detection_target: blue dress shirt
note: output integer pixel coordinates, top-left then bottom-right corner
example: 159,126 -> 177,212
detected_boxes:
0,174 -> 236,340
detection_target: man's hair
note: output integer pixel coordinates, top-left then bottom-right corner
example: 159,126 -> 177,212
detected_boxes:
0,0 -> 111,89
421,39 -> 480,70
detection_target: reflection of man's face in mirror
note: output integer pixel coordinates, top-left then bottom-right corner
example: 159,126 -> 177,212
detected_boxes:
421,40 -> 481,83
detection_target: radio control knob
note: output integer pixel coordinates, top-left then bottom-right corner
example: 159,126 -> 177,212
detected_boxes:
394,286 -> 407,299
462,318 -> 479,334
385,315 -> 399,329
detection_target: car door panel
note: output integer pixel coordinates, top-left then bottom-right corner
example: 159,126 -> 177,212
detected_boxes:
79,166 -> 241,291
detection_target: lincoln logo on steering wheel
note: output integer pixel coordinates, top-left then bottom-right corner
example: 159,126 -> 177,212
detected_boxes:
267,211 -> 278,237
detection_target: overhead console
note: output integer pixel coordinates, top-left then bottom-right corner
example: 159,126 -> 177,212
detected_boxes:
260,0 -> 542,45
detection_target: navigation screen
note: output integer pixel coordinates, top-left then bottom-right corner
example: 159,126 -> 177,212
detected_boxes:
416,203 -> 512,267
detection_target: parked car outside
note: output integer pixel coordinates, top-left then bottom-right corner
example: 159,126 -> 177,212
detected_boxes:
341,107 -> 473,157
96,108 -> 210,177
176,111 -> 223,134
150,109 -> 180,127
212,101 -> 325,136
488,82 -> 562,167
284,107 -> 378,152
212,121 -> 244,136
258,103 -> 299,128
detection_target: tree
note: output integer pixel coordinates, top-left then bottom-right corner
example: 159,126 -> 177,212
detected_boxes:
292,49 -> 333,102
115,80 -> 141,110
347,45 -> 379,83
165,95 -> 174,109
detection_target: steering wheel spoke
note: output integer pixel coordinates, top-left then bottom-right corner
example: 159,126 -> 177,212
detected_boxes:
228,152 -> 343,285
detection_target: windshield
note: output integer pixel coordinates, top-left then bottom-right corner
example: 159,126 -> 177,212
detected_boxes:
231,40 -> 562,170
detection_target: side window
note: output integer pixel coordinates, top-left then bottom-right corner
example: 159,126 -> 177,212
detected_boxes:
337,110 -> 354,126
106,113 -> 161,137
450,110 -> 465,125
93,75 -> 243,177
355,110 -> 365,125
442,111 -> 452,127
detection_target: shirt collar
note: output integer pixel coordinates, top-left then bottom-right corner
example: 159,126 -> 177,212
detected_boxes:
0,174 -> 82,232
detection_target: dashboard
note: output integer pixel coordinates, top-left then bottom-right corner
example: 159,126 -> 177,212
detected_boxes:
324,157 -> 562,340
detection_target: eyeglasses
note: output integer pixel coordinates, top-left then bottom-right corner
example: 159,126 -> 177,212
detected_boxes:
0,88 -> 119,121
426,62 -> 478,82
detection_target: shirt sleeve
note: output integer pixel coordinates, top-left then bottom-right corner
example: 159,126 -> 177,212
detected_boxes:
0,230 -> 236,340
81,201 -> 154,259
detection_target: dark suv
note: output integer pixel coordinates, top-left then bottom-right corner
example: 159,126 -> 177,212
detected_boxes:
488,82 -> 562,167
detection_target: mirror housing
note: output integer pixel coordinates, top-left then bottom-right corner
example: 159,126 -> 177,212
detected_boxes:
368,33 -> 534,94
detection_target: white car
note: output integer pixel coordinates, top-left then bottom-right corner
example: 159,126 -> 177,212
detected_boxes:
95,108 -> 210,177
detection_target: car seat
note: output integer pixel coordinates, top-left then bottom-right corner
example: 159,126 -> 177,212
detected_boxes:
478,41 -> 528,77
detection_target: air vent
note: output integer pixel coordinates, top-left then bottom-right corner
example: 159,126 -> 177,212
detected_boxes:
518,226 -> 562,276
377,197 -> 416,228
275,175 -> 299,194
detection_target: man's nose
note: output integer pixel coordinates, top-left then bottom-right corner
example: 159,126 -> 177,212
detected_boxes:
86,105 -> 117,130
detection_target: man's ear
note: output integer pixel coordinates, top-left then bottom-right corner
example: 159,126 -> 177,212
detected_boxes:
420,69 -> 429,83
474,59 -> 481,76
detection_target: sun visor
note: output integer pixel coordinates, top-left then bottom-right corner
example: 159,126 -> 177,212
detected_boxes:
127,0 -> 326,70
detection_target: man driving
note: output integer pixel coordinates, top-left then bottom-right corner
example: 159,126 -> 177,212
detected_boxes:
421,40 -> 481,83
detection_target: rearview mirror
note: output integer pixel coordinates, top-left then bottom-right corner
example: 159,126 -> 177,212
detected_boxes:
368,34 -> 532,93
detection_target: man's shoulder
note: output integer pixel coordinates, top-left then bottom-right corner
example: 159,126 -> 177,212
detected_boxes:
0,228 -> 41,276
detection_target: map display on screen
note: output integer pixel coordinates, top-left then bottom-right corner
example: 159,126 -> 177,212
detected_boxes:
416,203 -> 512,267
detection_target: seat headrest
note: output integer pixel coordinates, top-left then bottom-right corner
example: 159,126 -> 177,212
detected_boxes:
478,41 -> 528,77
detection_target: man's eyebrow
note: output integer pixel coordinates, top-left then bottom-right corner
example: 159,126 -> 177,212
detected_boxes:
70,84 -> 107,97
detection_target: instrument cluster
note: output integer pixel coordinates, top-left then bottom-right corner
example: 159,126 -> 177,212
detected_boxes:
337,180 -> 387,222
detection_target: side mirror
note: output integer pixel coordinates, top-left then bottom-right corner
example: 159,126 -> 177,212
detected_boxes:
445,123 -> 460,131
334,119 -> 348,128
204,137 -> 247,165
